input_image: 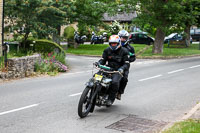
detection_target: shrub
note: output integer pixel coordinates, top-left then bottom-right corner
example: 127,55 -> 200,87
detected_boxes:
109,20 -> 122,34
33,39 -> 65,55
35,52 -> 68,75
63,26 -> 75,40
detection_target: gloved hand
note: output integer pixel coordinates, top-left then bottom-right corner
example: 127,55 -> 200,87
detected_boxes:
118,68 -> 124,74
94,62 -> 100,67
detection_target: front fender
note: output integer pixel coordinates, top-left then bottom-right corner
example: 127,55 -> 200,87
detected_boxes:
85,78 -> 94,88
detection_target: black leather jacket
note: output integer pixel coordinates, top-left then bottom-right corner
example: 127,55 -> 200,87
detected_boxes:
98,47 -> 130,71
123,43 -> 136,63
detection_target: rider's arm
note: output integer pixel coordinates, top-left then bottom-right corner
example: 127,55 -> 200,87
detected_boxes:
127,44 -> 136,62
98,48 -> 108,65
119,48 -> 130,71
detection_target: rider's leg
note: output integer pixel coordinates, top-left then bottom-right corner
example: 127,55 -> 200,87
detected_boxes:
108,73 -> 122,102
119,70 -> 129,94
119,77 -> 128,94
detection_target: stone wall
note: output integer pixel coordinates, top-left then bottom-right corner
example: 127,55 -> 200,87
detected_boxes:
0,54 -> 41,79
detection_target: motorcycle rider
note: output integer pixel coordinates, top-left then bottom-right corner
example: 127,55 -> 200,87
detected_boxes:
116,30 -> 136,100
91,32 -> 96,44
74,31 -> 87,44
95,35 -> 130,106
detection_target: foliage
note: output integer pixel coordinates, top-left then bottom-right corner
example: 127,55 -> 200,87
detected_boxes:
67,44 -> 109,55
5,0 -> 74,44
109,20 -> 122,34
139,43 -> 200,57
0,56 -> 5,70
163,119 -> 200,133
36,0 -> 75,38
180,0 -> 200,28
107,0 -> 200,54
7,49 -> 34,58
63,26 -> 75,40
34,39 -> 65,54
73,0 -> 108,35
35,52 -> 68,75
5,0 -> 42,46
66,43 -> 200,57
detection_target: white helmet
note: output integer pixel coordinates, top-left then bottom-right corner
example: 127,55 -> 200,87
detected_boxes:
118,30 -> 129,46
109,35 -> 121,51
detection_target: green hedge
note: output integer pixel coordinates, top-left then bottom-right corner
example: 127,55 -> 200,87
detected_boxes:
34,39 -> 65,54
63,26 -> 75,40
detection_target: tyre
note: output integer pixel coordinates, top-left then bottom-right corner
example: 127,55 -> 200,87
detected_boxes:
78,87 -> 94,118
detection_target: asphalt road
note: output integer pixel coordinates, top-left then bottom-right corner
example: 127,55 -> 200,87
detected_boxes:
0,55 -> 200,133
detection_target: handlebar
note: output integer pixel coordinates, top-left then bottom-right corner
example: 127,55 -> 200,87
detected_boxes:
93,63 -> 123,77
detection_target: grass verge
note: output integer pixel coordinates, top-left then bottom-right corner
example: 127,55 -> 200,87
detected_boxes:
66,43 -> 200,58
163,119 -> 200,133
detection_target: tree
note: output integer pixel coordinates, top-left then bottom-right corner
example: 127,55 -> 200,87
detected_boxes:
5,0 -> 74,47
5,0 -> 43,48
73,0 -> 107,34
180,0 -> 200,46
103,0 -> 200,53
131,0 -> 185,53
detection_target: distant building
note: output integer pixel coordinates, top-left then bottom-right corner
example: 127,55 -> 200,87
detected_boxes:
61,12 -> 138,36
102,12 -> 137,23
102,12 -> 137,32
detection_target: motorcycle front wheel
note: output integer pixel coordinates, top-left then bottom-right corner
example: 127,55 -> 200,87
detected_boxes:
78,87 -> 94,118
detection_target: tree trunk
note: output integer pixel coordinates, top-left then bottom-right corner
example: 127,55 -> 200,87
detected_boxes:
184,25 -> 191,47
152,28 -> 165,54
53,34 -> 60,45
22,32 -> 30,49
74,42 -> 78,49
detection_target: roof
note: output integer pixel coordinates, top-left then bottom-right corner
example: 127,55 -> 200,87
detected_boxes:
102,12 -> 137,22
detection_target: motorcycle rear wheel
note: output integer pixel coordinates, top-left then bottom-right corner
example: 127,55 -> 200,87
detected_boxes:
78,87 -> 94,118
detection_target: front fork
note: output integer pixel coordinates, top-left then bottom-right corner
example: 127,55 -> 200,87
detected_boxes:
88,83 -> 102,113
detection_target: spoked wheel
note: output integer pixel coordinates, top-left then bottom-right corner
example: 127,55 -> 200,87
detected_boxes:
78,87 -> 94,118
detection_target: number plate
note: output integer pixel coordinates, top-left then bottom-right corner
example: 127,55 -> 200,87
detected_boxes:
94,74 -> 103,81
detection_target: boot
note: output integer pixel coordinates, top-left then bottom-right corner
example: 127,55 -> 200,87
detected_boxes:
116,93 -> 121,100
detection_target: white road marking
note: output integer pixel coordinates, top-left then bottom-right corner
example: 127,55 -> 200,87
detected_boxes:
167,69 -> 184,74
189,65 -> 200,69
0,104 -> 39,116
138,75 -> 162,82
69,92 -> 82,97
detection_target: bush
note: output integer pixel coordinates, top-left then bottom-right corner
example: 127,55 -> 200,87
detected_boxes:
35,52 -> 68,75
109,20 -> 122,34
33,39 -> 65,55
63,26 -> 75,40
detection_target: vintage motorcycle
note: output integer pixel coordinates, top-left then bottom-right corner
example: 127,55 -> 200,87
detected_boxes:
74,32 -> 87,44
91,32 -> 107,44
78,63 -> 123,118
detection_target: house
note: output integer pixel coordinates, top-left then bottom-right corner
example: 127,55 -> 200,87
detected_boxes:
102,12 -> 137,32
60,12 -> 138,36
102,12 -> 137,23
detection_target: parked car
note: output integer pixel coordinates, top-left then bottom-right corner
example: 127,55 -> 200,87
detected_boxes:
164,33 -> 192,44
190,29 -> 200,41
129,32 -> 154,45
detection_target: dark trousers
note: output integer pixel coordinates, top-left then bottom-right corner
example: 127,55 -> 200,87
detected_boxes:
108,73 -> 123,101
118,70 -> 129,94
